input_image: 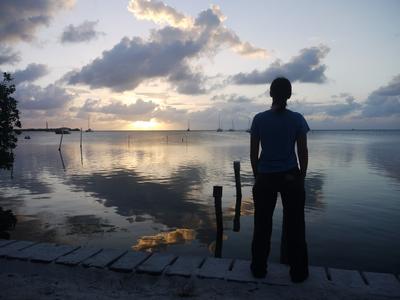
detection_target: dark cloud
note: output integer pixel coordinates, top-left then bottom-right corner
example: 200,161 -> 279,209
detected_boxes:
362,74 -> 400,117
66,4 -> 266,94
15,83 -> 73,110
211,94 -> 254,103
232,46 -> 329,85
0,46 -> 20,65
67,36 -> 202,92
75,98 -> 158,121
61,20 -> 104,44
325,96 -> 361,116
0,0 -> 74,43
13,63 -> 49,84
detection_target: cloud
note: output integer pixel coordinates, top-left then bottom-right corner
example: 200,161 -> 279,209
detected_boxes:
324,96 -> 361,116
362,74 -> 400,117
75,98 -> 158,121
13,63 -> 49,84
211,94 -> 254,103
0,46 -> 20,65
0,0 -> 75,43
66,2 -> 267,94
232,45 -> 329,85
15,83 -> 73,110
61,20 -> 104,44
128,0 -> 193,28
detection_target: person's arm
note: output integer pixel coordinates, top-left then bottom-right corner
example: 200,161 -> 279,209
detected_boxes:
250,134 -> 260,178
296,133 -> 308,178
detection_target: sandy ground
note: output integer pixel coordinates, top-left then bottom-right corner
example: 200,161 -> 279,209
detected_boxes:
0,259 -> 396,300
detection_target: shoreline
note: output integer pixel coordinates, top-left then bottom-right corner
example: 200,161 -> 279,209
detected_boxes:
1,239 -> 399,299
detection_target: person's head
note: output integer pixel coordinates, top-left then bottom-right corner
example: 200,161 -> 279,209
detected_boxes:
269,77 -> 292,111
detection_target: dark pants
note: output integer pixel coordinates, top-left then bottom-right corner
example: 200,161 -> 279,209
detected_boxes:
251,167 -> 308,278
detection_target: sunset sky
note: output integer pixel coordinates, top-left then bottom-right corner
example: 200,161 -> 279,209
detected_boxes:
1,0 -> 399,130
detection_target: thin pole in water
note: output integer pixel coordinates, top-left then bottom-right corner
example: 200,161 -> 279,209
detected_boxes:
58,130 -> 64,151
80,128 -> 82,149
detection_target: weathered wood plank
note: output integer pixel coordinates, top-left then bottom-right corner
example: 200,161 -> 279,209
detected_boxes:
302,266 -> 329,288
56,247 -> 102,266
7,242 -> 78,262
263,263 -> 292,286
363,272 -> 400,297
197,257 -> 232,279
82,248 -> 127,268
0,239 -> 16,248
31,244 -> 79,262
329,268 -> 366,289
226,259 -> 261,283
136,253 -> 176,275
0,240 -> 37,257
109,251 -> 150,272
166,255 -> 204,277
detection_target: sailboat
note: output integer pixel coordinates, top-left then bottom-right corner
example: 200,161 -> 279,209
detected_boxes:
217,114 -> 223,132
246,118 -> 251,133
228,120 -> 235,132
187,120 -> 191,132
85,116 -> 93,132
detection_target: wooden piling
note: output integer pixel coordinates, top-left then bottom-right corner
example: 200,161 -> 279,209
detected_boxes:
213,186 -> 223,258
80,128 -> 82,149
233,161 -> 242,232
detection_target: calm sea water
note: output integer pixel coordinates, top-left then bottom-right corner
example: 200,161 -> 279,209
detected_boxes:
0,130 -> 399,273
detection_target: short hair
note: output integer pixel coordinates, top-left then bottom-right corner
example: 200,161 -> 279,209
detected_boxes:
270,77 -> 292,100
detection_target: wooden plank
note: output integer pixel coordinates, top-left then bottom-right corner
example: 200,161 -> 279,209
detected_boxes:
197,257 -> 232,279
31,244 -> 79,262
7,242 -> 78,262
0,240 -> 37,257
302,266 -> 329,288
166,255 -> 204,277
56,247 -> 102,266
363,272 -> 400,297
263,263 -> 292,286
136,253 -> 176,275
82,248 -> 127,268
329,268 -> 366,289
226,259 -> 262,283
109,251 -> 150,272
0,239 -> 16,248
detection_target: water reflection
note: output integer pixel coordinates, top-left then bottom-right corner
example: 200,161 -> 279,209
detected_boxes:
133,228 -> 196,252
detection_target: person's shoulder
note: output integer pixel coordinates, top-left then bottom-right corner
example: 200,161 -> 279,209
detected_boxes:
253,110 -> 269,120
286,109 -> 306,120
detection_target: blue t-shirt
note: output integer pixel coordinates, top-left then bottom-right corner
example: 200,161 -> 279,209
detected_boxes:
251,109 -> 309,173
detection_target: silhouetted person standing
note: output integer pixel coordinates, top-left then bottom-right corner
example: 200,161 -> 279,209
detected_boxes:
250,77 -> 309,282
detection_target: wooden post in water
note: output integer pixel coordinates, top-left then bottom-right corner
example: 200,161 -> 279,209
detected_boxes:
58,130 -> 64,151
233,161 -> 242,232
213,185 -> 223,258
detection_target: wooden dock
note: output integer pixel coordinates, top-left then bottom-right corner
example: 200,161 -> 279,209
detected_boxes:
0,239 -> 399,298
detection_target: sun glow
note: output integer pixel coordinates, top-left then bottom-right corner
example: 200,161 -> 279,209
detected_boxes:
131,119 -> 160,130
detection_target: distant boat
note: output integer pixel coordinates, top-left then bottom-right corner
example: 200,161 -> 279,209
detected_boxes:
55,128 -> 70,134
187,120 -> 191,132
85,116 -> 93,132
217,113 -> 223,132
246,118 -> 251,133
24,135 -> 31,139
228,120 -> 235,132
